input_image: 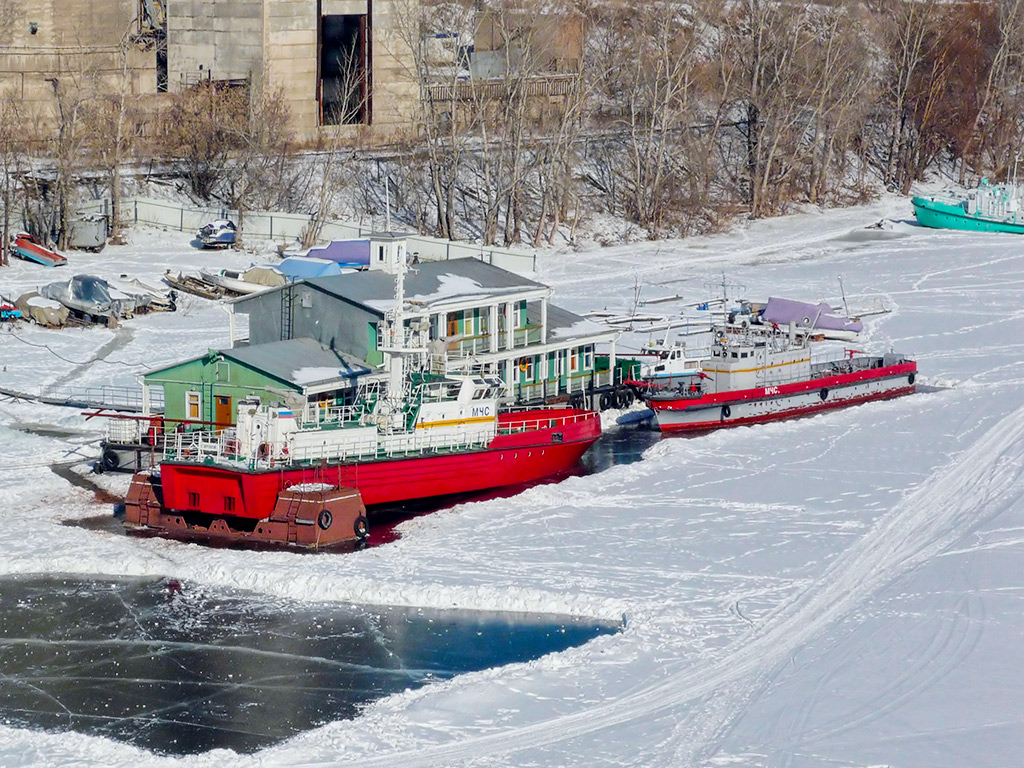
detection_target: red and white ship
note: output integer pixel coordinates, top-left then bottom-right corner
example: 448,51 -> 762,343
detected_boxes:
123,255 -> 601,548
642,311 -> 916,433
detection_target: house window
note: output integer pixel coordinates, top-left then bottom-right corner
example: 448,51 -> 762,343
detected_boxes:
570,348 -> 579,373
185,391 -> 201,421
447,312 -> 460,337
583,347 -> 593,370
524,357 -> 535,379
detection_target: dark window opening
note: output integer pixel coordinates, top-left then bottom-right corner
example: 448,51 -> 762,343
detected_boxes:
156,43 -> 168,93
320,14 -> 369,126
187,492 -> 200,509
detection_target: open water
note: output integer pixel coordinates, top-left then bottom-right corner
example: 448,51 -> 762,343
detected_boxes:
0,575 -> 620,756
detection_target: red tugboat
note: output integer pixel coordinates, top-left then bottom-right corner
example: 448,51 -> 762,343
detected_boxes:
643,308 -> 917,433
123,255 -> 601,549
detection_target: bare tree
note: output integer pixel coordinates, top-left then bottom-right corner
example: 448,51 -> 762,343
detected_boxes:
47,59 -> 96,250
163,80 -> 245,200
0,90 -> 26,266
83,28 -> 143,244
221,74 -> 298,249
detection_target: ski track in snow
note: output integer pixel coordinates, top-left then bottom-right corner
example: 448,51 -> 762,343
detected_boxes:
284,403 -> 1024,768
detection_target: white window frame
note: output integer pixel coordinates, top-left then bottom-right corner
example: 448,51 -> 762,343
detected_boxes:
185,390 -> 201,421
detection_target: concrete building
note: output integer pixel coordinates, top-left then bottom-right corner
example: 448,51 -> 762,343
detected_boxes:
0,0 -> 419,143
0,0 -> 158,118
0,1 -> 582,145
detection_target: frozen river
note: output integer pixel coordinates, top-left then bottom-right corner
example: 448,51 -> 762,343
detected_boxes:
2,195 -> 1023,767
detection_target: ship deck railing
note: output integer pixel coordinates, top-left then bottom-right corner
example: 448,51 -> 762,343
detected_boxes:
515,368 -> 614,402
660,350 -> 893,398
499,408 -> 599,434
160,424 -> 498,469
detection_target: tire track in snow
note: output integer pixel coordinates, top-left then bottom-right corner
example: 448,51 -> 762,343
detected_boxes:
322,403 -> 1024,768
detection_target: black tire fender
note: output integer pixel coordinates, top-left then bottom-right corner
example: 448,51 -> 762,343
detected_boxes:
354,515 -> 369,540
100,447 -> 120,472
908,372 -> 916,385
599,392 -> 612,411
721,404 -> 731,419
317,509 -> 333,530
819,387 -> 829,401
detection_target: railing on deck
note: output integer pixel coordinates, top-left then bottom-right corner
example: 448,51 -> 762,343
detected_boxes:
514,368 -> 614,403
498,408 -> 598,435
159,424 -> 497,469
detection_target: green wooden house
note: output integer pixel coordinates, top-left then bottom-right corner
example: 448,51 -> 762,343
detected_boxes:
142,337 -> 369,426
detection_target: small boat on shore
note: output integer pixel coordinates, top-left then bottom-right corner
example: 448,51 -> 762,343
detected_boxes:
199,265 -> 286,295
197,219 -> 237,248
11,233 -> 67,267
912,179 -> 1024,234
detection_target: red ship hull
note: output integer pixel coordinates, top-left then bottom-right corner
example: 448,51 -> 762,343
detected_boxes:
125,408 -> 600,546
649,362 -> 917,433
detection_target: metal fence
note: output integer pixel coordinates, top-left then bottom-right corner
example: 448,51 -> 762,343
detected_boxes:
79,197 -> 538,273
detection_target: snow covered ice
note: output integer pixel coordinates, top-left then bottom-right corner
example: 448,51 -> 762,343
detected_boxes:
2,195 -> 1024,767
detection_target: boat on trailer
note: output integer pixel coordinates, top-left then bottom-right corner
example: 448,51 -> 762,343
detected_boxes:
121,252 -> 601,549
643,313 -> 916,433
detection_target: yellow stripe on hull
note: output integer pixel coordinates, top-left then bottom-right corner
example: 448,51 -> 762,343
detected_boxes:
704,357 -> 809,375
416,415 -> 497,429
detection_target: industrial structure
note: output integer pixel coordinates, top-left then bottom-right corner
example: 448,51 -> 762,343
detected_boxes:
0,0 -> 579,144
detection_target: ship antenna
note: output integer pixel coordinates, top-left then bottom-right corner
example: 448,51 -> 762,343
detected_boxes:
838,275 -> 850,318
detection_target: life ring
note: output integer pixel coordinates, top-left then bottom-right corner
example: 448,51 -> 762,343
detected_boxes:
908,373 -> 916,385
721,404 -> 731,419
353,515 -> 369,540
599,392 -> 613,410
819,387 -> 829,401
519,360 -> 528,372
317,509 -> 333,530
257,443 -> 270,461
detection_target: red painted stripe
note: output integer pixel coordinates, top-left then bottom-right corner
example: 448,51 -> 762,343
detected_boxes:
656,385 -> 916,433
650,362 -> 917,412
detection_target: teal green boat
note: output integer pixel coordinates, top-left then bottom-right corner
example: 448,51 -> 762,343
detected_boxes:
912,180 -> 1024,234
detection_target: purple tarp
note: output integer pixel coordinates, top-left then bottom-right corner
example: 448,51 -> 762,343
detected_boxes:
306,239 -> 371,267
761,297 -> 863,334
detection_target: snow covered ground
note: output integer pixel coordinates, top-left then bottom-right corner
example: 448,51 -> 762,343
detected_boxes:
2,194 -> 1023,767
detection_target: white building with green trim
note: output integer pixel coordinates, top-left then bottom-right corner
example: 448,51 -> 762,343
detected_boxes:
229,234 -> 622,406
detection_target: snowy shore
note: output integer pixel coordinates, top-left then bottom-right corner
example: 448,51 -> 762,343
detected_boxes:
2,194 -> 1022,768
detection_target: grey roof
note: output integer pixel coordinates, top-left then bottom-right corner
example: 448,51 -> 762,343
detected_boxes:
221,338 -> 371,390
301,259 -> 547,315
543,303 -> 618,343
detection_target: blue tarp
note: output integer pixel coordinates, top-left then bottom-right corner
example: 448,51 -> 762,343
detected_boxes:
277,257 -> 343,281
306,239 -> 371,267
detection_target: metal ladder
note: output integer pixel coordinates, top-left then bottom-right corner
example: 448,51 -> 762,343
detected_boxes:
280,285 -> 294,341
